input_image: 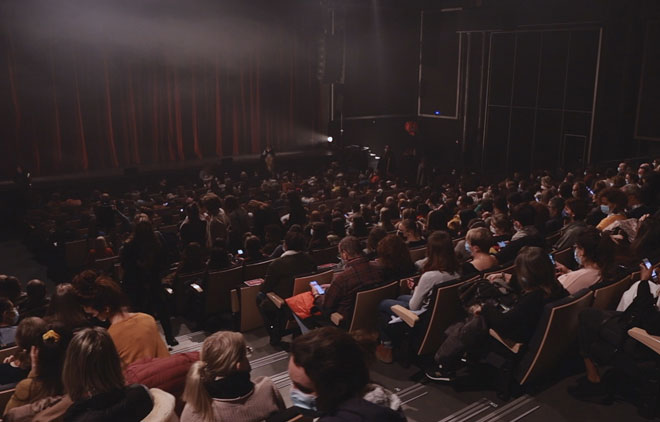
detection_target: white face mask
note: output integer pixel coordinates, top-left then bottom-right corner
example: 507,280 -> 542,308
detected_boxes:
490,225 -> 497,235
290,388 -> 317,411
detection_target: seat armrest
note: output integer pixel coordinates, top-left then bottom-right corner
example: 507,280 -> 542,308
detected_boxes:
230,289 -> 239,314
489,328 -> 523,354
629,327 -> 660,355
330,312 -> 344,326
267,292 -> 285,309
391,305 -> 419,328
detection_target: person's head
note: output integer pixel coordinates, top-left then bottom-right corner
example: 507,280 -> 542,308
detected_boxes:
366,226 -> 387,252
465,227 -> 494,256
63,327 -> 125,402
284,231 -> 307,252
599,187 -> 627,215
548,197 -> 565,219
572,182 -> 590,200
618,162 -> 629,174
398,218 -> 420,241
46,283 -> 89,331
338,236 -> 363,262
0,298 -> 18,327
244,235 -> 262,258
511,203 -> 536,231
289,327 -> 369,412
34,323 -> 72,397
558,182 -> 573,200
26,279 -> 47,304
186,202 -> 201,220
574,228 -> 614,271
223,195 -> 239,213
564,198 -> 588,222
377,234 -> 414,272
348,215 -> 368,238
310,222 -> 328,241
93,236 -> 109,252
202,193 -> 223,216
514,246 -> 561,296
0,275 -> 23,304
71,272 -> 125,321
183,331 -> 251,422
621,183 -> 643,208
424,231 -> 459,274
14,317 -> 47,366
490,213 -> 512,236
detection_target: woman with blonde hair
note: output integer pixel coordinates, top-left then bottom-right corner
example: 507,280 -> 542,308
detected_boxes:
181,331 -> 285,422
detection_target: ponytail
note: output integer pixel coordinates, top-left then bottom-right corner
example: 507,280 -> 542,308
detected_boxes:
182,361 -> 213,421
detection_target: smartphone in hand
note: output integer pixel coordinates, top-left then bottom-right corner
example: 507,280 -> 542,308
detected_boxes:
310,281 -> 325,295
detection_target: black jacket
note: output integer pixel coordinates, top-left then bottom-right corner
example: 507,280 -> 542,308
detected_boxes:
63,384 -> 153,422
261,252 -> 318,298
319,397 -> 406,422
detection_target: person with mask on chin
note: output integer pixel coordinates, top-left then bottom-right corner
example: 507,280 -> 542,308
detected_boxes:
286,327 -> 405,422
181,331 -> 284,422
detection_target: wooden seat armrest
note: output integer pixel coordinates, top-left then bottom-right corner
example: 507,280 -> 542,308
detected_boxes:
330,312 -> 344,326
230,289 -> 239,314
267,292 -> 285,309
391,305 -> 419,328
489,328 -> 523,354
629,327 -> 660,355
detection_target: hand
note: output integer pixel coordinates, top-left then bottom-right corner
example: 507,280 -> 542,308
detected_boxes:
468,304 -> 482,315
3,355 -> 13,364
640,262 -> 654,282
321,284 -> 331,290
486,273 -> 502,282
406,278 -> 416,290
555,262 -> 569,275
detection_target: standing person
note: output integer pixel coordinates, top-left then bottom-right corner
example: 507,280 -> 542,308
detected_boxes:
202,193 -> 230,249
179,203 -> 207,249
377,145 -> 396,179
262,144 -> 276,176
120,217 -> 177,346
181,331 -> 285,422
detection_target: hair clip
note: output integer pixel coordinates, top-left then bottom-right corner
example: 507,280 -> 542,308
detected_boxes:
42,330 -> 61,343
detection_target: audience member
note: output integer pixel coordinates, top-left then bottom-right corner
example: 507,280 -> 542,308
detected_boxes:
0,317 -> 47,388
556,228 -> 614,294
44,284 -> 90,333
376,235 -> 417,284
462,228 -> 498,276
0,299 -> 19,347
18,280 -> 49,320
596,187 -> 628,231
554,198 -> 589,251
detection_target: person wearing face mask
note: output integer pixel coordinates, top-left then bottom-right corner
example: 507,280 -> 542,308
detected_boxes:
494,204 -> 544,265
595,187 -> 628,231
545,197 -> 565,234
462,228 -> 499,277
488,213 -> 513,249
71,271 -> 169,368
0,298 -> 19,347
555,228 -> 614,294
181,331 -> 284,422
287,327 -> 405,422
553,198 -> 589,251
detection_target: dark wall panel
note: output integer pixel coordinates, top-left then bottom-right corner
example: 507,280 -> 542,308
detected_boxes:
566,29 -> 599,111
533,110 -> 562,169
488,33 -> 515,106
538,31 -> 570,109
483,107 -> 510,174
512,32 -> 541,107
508,108 -> 535,174
636,20 -> 660,140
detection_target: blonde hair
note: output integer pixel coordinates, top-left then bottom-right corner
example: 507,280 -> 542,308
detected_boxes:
182,331 -> 247,422
62,327 -> 124,402
465,227 -> 493,252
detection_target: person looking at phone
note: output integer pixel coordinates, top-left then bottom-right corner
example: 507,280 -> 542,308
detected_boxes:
553,198 -> 589,251
555,228 -> 614,294
302,236 -> 383,331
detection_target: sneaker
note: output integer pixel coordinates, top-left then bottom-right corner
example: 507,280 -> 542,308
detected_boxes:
425,365 -> 454,382
376,344 -> 393,363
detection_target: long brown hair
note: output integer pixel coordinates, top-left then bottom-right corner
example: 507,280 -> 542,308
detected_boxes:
423,231 -> 460,274
377,234 -> 413,272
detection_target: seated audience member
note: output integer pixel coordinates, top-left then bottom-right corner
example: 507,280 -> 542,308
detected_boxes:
554,198 -> 589,251
0,317 -> 47,388
568,261 -> 659,403
18,280 -> 49,320
0,299 -> 19,347
328,218 -> 346,245
0,276 -> 26,310
630,216 -> 660,262
257,231 -> 317,345
378,208 -> 396,232
87,236 -> 114,263
287,327 -> 405,421
546,197 -> 565,234
225,195 -> 250,252
71,273 -> 169,367
425,209 -> 449,237
179,203 -> 208,249
61,327 -> 156,422
462,228 -> 499,276
555,228 -> 614,294
363,226 -> 387,261
621,183 -> 650,219
242,235 -> 268,264
177,242 -> 206,275
308,222 -> 331,251
299,236 -> 383,331
348,215 -> 369,238
376,231 -> 461,363
376,234 -> 417,284
44,284 -> 91,333
489,213 -> 513,246
206,239 -> 237,271
4,323 -> 71,414
494,203 -> 544,265
398,218 -> 425,248
181,331 -> 285,422
596,187 -> 628,231
428,246 -> 568,380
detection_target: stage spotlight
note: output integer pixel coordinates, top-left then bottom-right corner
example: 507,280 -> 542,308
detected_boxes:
375,156 -> 381,160
327,136 -> 333,143
369,153 -> 376,157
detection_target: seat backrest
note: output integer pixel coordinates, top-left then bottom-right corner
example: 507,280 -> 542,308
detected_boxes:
292,270 -> 334,297
236,285 -> 264,332
205,266 -> 244,314
348,281 -> 400,332
94,256 -> 120,273
159,224 -> 178,234
65,239 -> 89,269
515,289 -> 595,385
0,345 -> 19,363
482,264 -> 515,279
409,247 -> 427,263
310,247 -> 339,266
243,259 -> 274,281
553,247 -> 575,268
172,271 -> 205,315
545,231 -> 561,247
416,276 -> 479,356
592,274 -> 633,311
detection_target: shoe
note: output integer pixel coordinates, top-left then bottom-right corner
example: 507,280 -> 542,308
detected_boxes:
376,344 -> 393,363
425,365 -> 454,382
166,337 -> 179,347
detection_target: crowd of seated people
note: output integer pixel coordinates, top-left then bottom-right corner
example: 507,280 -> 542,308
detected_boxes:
0,156 -> 658,420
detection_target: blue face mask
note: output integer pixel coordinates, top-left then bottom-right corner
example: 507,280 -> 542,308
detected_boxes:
465,242 -> 472,254
561,209 -> 570,219
290,388 -> 317,411
574,249 -> 582,267
600,205 -> 610,215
